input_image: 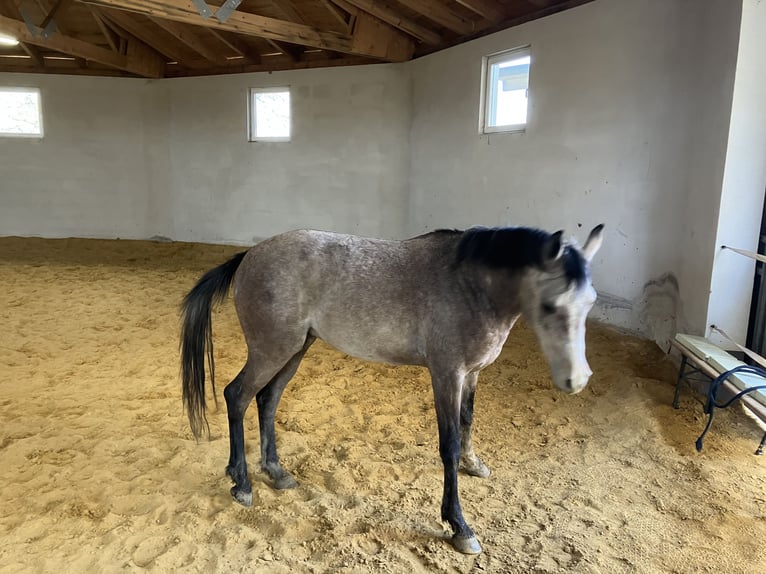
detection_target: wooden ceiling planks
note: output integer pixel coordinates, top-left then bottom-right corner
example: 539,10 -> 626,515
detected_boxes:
0,0 -> 595,77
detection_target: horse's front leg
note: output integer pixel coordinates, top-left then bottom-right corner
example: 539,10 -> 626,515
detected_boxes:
431,369 -> 482,555
459,371 -> 490,478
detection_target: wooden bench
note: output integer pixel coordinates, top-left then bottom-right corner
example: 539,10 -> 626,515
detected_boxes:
671,333 -> 766,455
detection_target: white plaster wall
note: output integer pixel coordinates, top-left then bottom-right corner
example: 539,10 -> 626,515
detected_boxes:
408,0 -> 742,330
677,0 -> 742,336
162,64 -> 411,244
0,74 -> 162,239
706,0 -> 766,346
0,65 -> 411,244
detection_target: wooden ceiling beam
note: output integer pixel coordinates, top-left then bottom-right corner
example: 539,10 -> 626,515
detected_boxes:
89,7 -> 120,51
0,0 -> 45,68
208,29 -> 260,64
40,0 -> 73,30
149,16 -> 229,65
83,0 -> 350,50
79,0 -> 414,62
266,38 -> 303,62
350,10 -> 415,60
340,0 -> 441,46
0,0 -> 22,19
19,42 -> 45,66
0,62 -> 127,75
35,0 -> 87,67
96,8 -> 190,63
401,0 -> 476,36
329,0 -> 357,30
319,0 -> 351,32
164,54 -> 375,78
0,13 -> 165,76
270,0 -> 307,25
454,0 -> 504,24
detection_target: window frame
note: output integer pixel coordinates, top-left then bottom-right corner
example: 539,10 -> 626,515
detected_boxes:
247,86 -> 291,143
0,86 -> 44,139
479,46 -> 531,135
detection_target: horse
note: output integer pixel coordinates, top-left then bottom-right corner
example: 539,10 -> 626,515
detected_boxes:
180,223 -> 604,555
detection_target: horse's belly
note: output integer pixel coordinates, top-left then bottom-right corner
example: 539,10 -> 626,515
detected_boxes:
309,321 -> 425,367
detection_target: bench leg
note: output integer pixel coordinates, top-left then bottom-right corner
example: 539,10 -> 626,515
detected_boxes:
673,355 -> 688,409
756,431 -> 766,456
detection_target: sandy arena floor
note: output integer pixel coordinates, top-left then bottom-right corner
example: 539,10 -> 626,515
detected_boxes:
1,237 -> 764,574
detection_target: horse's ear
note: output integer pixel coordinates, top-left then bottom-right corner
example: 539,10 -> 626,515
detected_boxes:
582,224 -> 604,262
543,230 -> 564,262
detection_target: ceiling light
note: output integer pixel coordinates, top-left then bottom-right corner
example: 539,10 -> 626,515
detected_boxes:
0,34 -> 19,46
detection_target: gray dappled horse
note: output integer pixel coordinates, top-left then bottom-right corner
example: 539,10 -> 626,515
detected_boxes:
181,224 -> 604,554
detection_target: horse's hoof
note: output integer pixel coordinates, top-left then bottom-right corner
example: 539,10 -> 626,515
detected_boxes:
231,486 -> 253,507
274,474 -> 298,490
461,459 -> 491,478
452,534 -> 482,555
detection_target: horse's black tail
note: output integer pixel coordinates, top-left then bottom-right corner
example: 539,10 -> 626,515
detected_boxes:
181,251 -> 248,439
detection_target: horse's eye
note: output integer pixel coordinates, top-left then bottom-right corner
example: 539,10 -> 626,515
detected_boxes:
541,303 -> 556,315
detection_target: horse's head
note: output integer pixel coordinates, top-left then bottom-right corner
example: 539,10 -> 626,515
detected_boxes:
520,225 -> 604,394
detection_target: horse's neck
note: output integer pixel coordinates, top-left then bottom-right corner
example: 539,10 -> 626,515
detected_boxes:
455,265 -> 524,324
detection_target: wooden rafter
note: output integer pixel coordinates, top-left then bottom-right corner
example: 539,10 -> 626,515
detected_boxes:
319,0 -> 351,32
149,16 -> 228,65
208,29 -> 260,63
163,53 -> 374,78
0,13 -> 165,76
19,42 -> 45,66
266,38 -> 303,62
329,0 -> 357,26
0,0 -> 22,21
401,0 -> 476,36
96,8 -> 190,64
0,0 -> 44,68
340,0 -> 441,46
89,7 -> 120,51
35,0 -> 88,67
79,0 -> 414,62
0,0 -> 592,77
270,0 -> 306,25
40,0 -> 73,30
349,10 -> 415,61
0,62 -> 126,74
454,0 -> 504,24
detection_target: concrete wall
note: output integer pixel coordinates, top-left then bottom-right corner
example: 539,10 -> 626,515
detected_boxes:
0,64 -> 411,244
706,0 -> 766,346
408,0 -> 742,333
162,65 -> 411,243
0,75 -> 161,239
677,0 -> 742,337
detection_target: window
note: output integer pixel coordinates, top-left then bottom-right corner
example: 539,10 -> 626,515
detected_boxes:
0,87 -> 43,137
480,47 -> 530,134
248,87 -> 290,142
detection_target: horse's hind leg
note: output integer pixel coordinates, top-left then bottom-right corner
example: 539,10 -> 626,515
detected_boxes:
223,364 -> 256,506
224,353 -> 296,506
459,372 -> 491,478
256,335 -> 315,490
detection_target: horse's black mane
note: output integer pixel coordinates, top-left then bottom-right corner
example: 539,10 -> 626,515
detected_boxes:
445,226 -> 588,286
